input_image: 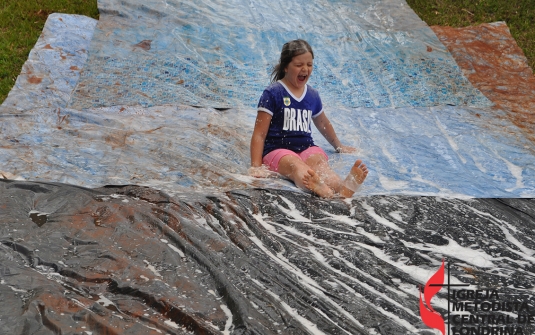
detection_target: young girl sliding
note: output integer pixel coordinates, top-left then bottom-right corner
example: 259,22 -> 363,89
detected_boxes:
249,39 -> 368,198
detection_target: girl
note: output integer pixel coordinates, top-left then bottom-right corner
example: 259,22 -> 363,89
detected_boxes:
249,39 -> 368,198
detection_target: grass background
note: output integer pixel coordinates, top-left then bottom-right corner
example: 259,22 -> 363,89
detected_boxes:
0,0 -> 533,104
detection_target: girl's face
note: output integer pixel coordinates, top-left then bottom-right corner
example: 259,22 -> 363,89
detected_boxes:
283,51 -> 313,92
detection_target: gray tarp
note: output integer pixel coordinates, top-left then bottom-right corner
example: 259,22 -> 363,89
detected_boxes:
2,180 -> 535,334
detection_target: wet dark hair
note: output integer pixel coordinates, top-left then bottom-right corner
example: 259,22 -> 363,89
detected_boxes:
271,39 -> 314,83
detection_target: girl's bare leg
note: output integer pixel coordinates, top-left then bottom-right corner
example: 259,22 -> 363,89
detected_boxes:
305,154 -> 368,198
277,155 -> 334,198
302,169 -> 334,198
304,153 -> 343,192
339,160 -> 368,198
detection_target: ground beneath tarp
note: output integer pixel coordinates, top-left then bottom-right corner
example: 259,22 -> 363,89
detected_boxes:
2,180 -> 535,334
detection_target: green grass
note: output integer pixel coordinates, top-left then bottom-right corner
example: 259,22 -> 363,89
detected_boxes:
406,0 -> 535,71
0,0 -> 533,104
0,0 -> 99,104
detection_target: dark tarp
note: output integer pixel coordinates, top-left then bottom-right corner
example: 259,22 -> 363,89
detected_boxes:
2,180 -> 535,334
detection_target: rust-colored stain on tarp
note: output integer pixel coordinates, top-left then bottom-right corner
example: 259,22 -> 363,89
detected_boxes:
432,22 -> 535,143
104,130 -> 133,149
133,39 -> 152,51
0,183 -> 242,334
27,76 -> 43,84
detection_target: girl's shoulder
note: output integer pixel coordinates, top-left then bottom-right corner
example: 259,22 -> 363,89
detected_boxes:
306,84 -> 320,97
260,82 -> 286,101
263,81 -> 284,93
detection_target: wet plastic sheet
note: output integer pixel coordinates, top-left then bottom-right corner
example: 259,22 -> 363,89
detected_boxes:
431,22 -> 535,143
0,14 -> 97,113
2,103 -> 535,197
68,0 -> 492,109
1,180 -> 535,334
0,9 -> 534,197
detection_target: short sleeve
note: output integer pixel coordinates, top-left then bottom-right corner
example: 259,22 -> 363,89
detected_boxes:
257,89 -> 275,116
311,88 -> 324,118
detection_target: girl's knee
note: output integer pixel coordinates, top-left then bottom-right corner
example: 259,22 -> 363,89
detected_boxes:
278,155 -> 309,176
305,154 -> 328,170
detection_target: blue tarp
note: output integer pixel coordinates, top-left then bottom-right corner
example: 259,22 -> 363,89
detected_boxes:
69,0 -> 491,109
0,0 -> 534,198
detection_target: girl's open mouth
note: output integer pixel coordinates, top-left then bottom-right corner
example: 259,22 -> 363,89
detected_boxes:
298,75 -> 307,82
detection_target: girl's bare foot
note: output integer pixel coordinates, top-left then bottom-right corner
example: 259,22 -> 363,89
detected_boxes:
302,169 -> 334,198
340,160 -> 368,198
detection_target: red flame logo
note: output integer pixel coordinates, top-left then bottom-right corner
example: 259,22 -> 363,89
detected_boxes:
419,260 -> 445,335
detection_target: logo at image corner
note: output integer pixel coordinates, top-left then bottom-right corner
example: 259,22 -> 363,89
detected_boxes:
419,259 -> 446,335
418,260 -> 533,335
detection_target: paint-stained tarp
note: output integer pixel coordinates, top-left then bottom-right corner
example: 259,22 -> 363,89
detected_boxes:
432,22 -> 535,143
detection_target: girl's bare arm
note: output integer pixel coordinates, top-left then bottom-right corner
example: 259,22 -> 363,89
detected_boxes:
250,111 -> 272,167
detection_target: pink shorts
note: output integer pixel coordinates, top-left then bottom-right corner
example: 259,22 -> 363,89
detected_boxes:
262,147 -> 328,173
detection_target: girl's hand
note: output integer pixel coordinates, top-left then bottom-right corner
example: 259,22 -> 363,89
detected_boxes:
248,165 -> 273,178
335,145 -> 357,153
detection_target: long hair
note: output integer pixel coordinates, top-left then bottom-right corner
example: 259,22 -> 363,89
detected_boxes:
271,39 -> 314,83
